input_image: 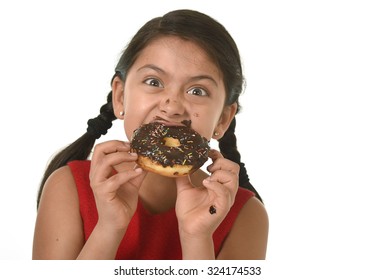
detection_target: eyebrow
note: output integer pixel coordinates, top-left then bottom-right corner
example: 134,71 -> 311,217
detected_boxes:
137,64 -> 218,87
137,64 -> 166,74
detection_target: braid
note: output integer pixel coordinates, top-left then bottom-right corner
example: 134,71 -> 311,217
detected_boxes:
218,117 -> 263,203
86,92 -> 117,139
37,91 -> 116,208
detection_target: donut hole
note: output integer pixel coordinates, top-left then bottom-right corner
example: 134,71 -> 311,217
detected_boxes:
163,137 -> 181,147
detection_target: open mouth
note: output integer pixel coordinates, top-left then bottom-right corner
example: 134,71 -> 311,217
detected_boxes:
152,116 -> 191,127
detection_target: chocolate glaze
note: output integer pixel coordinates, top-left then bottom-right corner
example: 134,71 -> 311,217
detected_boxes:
130,122 -> 210,169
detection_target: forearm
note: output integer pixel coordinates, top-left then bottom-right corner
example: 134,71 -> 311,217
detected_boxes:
180,232 -> 215,260
77,224 -> 126,260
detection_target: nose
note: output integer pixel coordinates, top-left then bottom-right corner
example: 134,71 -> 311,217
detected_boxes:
159,93 -> 185,117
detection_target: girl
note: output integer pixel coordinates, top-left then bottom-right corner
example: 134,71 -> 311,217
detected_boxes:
33,9 -> 268,260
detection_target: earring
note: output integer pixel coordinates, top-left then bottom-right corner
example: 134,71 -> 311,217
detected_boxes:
119,111 -> 124,116
214,132 -> 219,136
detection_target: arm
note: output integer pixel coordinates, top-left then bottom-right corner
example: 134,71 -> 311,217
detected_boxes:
217,197 -> 269,260
33,166 -> 124,260
33,166 -> 127,259
178,195 -> 268,260
176,150 -> 240,259
33,141 -> 147,260
179,231 -> 216,260
32,166 -> 85,259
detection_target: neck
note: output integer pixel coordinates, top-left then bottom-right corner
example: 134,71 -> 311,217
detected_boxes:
114,162 -> 209,214
139,172 -> 177,214
139,169 -> 209,214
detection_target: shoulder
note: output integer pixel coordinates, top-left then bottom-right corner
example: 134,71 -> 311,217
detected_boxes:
218,196 -> 269,260
33,165 -> 84,259
39,165 -> 79,202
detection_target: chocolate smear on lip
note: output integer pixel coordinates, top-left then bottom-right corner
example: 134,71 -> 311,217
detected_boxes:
181,120 -> 192,127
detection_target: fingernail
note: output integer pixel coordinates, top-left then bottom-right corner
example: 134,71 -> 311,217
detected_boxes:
134,168 -> 143,173
203,177 -> 211,184
130,152 -> 138,157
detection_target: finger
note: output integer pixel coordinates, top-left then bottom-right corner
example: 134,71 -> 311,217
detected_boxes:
91,141 -> 131,163
127,166 -> 148,189
209,169 -> 239,191
91,152 -> 138,182
93,168 -> 144,195
208,149 -> 224,161
204,171 -> 239,203
207,149 -> 239,174
207,157 -> 240,175
90,141 -> 135,181
202,178 -> 236,210
204,182 -> 238,208
206,149 -> 222,173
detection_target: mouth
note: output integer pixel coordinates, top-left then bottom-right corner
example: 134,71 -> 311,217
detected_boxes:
152,116 -> 191,127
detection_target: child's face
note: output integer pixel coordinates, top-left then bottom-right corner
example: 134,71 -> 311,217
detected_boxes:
114,36 -> 236,141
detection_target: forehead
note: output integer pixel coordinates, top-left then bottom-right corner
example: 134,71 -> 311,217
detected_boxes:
131,36 -> 223,78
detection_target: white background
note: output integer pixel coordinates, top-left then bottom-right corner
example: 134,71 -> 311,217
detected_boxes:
0,0 -> 374,278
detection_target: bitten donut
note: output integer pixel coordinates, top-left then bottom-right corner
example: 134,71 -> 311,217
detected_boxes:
130,122 -> 210,177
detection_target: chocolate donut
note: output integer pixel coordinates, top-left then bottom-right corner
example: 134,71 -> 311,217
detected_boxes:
130,122 -> 210,177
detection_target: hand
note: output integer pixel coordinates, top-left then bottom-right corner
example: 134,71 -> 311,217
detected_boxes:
175,149 -> 239,238
89,140 -> 146,232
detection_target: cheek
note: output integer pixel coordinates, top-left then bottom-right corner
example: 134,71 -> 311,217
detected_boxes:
192,111 -> 218,140
123,108 -> 145,140
122,98 -> 142,140
123,94 -> 159,140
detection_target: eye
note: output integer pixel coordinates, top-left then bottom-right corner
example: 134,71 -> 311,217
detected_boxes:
144,78 -> 163,88
187,87 -> 208,97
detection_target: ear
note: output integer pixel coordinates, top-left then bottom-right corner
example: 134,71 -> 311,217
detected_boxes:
112,76 -> 125,119
213,103 -> 238,140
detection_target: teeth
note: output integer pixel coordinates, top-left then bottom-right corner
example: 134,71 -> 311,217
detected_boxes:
152,117 -> 191,127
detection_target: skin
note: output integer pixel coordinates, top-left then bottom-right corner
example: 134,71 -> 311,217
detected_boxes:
33,36 -> 268,260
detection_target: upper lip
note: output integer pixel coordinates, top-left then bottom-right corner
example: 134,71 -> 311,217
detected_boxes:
152,116 -> 187,127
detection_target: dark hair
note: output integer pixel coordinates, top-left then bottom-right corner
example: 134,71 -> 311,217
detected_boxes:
37,9 -> 262,207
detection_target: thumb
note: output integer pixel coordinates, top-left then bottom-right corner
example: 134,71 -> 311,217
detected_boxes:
175,175 -> 193,193
128,167 -> 147,190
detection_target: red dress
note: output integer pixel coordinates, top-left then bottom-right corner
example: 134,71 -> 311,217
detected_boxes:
67,160 -> 254,259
